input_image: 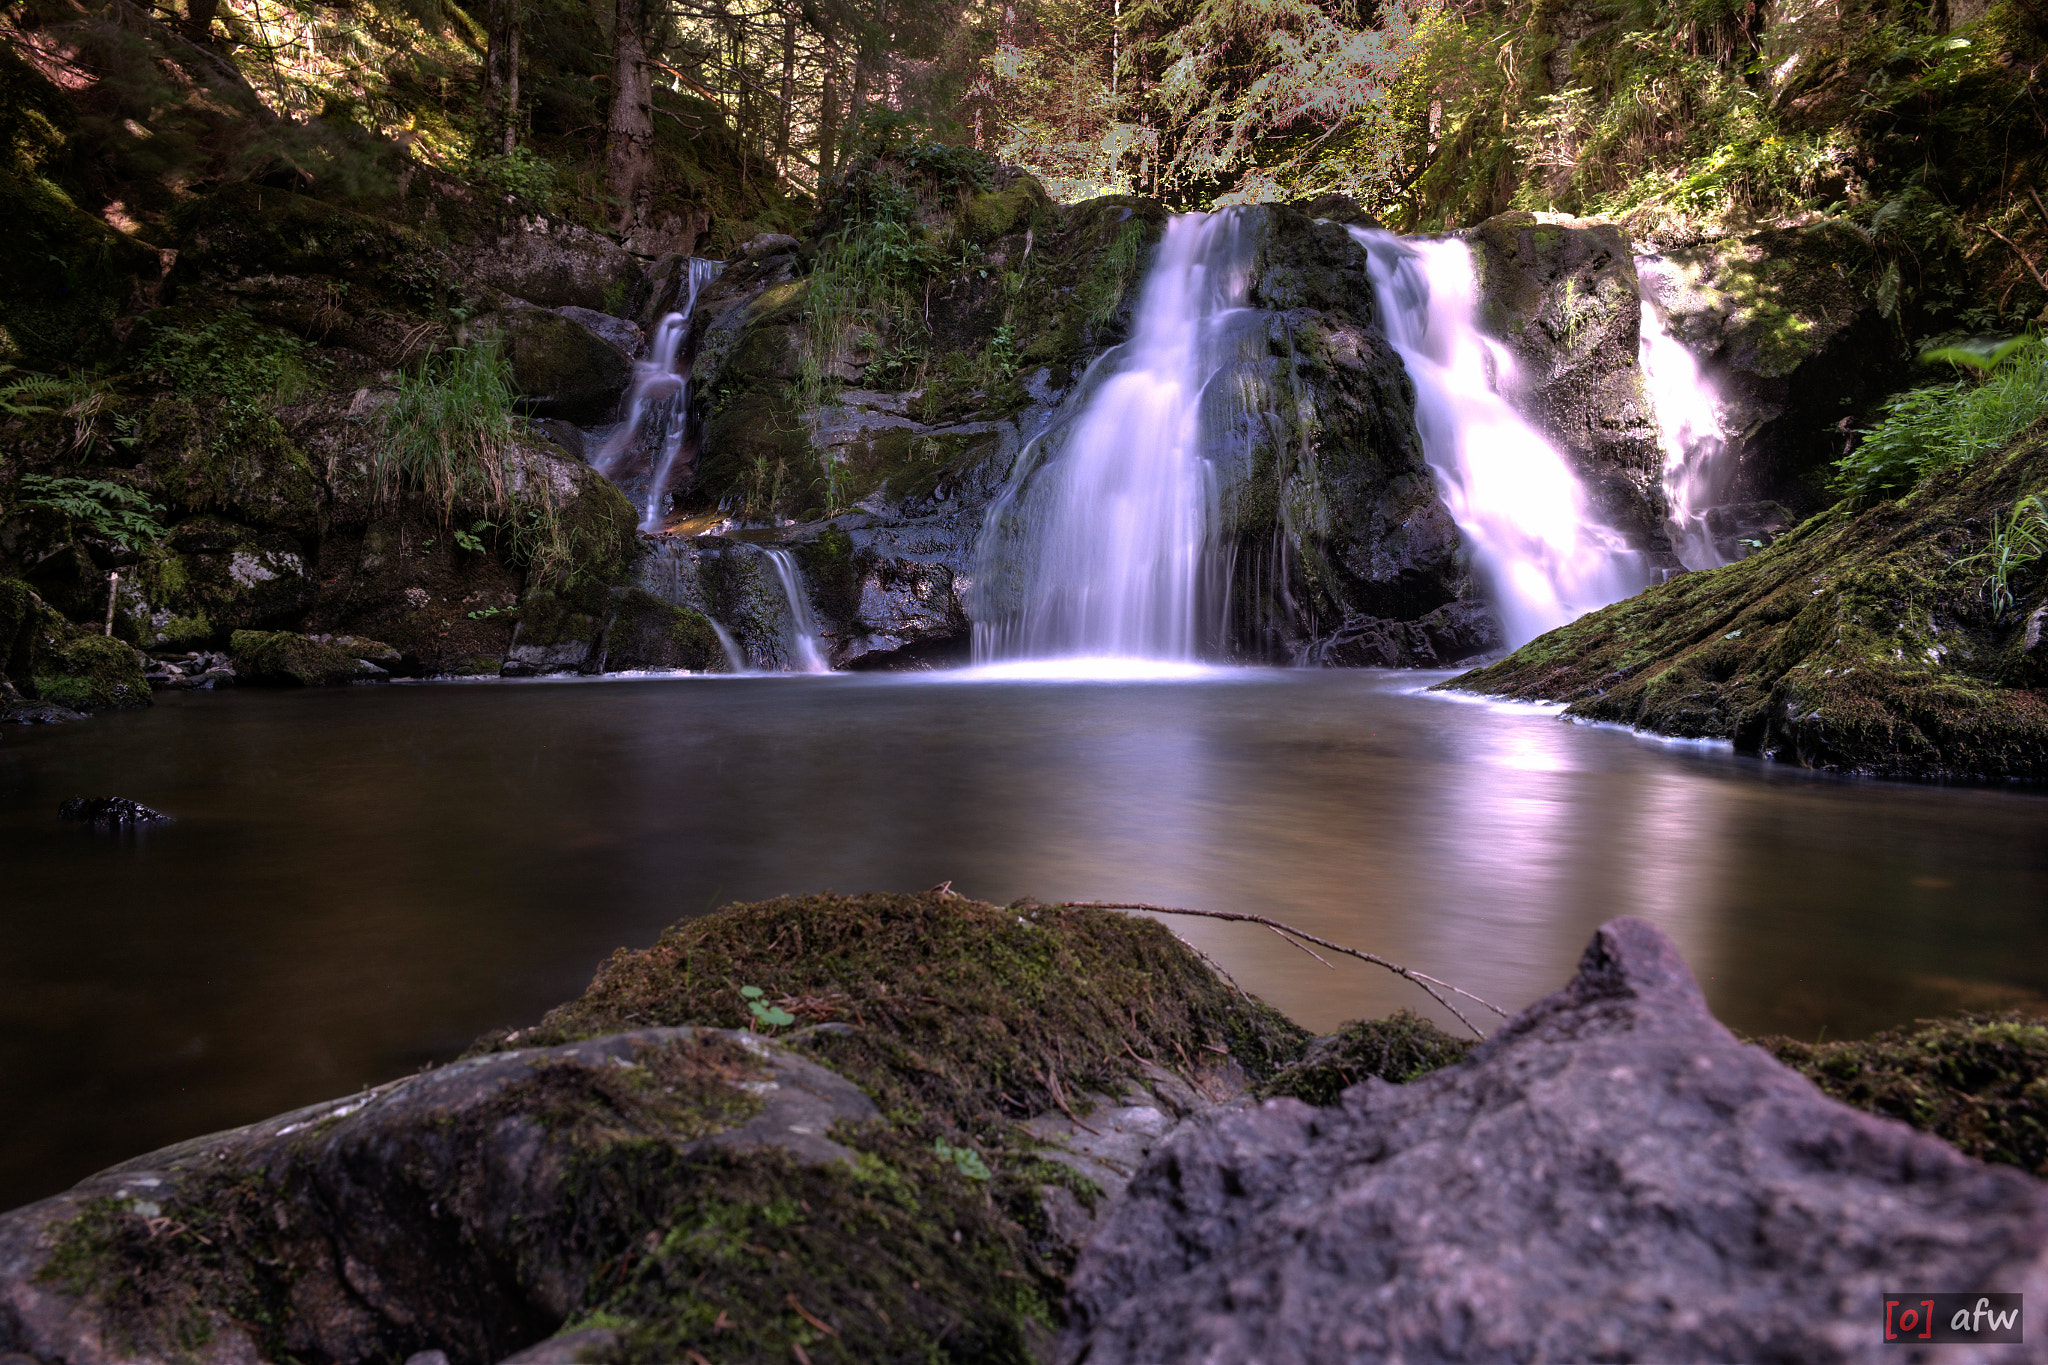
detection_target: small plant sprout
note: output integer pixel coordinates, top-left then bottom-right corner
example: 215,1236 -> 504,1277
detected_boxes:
739,985 -> 796,1029
933,1138 -> 991,1180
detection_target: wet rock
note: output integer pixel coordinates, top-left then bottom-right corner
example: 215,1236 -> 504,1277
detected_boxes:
462,214 -> 645,314
495,305 -> 635,424
58,797 -> 172,827
1304,599 -> 1502,668
1066,918 -> 2048,1364
30,635 -> 152,712
0,679 -> 83,724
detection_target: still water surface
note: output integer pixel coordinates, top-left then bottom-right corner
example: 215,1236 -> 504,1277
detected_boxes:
3,669 -> 2046,1209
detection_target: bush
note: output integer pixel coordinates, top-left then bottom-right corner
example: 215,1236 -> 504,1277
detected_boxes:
1832,335 -> 2048,501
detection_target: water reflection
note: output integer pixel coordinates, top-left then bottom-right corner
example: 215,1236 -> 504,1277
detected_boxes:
1,671 -> 2045,1209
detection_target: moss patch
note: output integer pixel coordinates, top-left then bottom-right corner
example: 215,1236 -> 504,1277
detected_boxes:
1258,1011 -> 1478,1107
1444,420 -> 2048,778
1760,1013 -> 2048,1175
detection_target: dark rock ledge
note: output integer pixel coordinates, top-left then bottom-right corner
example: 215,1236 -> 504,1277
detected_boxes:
1,897 -> 2043,1365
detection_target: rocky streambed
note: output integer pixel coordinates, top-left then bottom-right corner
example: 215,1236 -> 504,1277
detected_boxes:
3,892 -> 2042,1364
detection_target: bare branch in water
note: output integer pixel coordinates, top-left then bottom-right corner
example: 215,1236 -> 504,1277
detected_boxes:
1064,901 -> 1511,1039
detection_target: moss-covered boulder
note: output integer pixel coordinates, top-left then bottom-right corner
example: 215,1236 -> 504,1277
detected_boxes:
228,629 -> 386,686
25,634 -> 149,712
598,586 -> 730,672
1444,420 -> 2048,778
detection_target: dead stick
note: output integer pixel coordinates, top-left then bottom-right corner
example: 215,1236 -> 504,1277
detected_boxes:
1977,223 -> 2048,293
1068,902 -> 1508,1039
1268,922 -> 1334,969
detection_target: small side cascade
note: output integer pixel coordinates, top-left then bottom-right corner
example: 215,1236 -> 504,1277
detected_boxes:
1354,228 -> 1644,648
1635,255 -> 1732,571
762,548 -> 830,673
707,618 -> 750,674
596,257 -> 726,531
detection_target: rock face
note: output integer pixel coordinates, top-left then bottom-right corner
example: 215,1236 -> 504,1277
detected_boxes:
1065,918 -> 2048,1364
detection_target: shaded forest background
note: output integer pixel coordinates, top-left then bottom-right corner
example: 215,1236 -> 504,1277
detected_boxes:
5,0 -> 2046,286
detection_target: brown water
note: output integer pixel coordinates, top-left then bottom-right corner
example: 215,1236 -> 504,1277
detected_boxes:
3,669 -> 2046,1211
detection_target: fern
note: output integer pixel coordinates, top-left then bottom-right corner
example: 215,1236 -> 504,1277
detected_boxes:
12,474 -> 167,550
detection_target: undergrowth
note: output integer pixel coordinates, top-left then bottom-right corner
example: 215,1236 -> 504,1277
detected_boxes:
377,338 -> 520,519
1833,335 -> 2048,502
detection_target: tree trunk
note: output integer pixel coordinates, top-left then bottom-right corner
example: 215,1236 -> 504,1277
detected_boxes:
183,0 -> 220,43
484,0 -> 520,156
777,10 -> 796,175
818,53 -> 839,181
605,0 -> 656,239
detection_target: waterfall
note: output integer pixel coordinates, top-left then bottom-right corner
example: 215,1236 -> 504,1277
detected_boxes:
762,548 -> 830,673
597,258 -> 726,531
1636,255 -> 1732,570
974,211 -> 1258,663
1354,229 -> 1642,648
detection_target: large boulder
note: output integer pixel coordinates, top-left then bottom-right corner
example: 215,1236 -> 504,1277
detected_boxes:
494,305 -> 635,423
1066,918 -> 2048,1363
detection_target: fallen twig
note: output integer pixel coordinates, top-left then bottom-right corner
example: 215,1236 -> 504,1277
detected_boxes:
1067,902 -> 1509,1039
1976,223 -> 2048,293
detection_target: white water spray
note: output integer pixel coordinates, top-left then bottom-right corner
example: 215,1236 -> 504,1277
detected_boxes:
1635,255 -> 1732,570
707,617 -> 750,673
975,211 -> 1258,663
597,258 -> 725,531
1355,229 -> 1643,647
763,548 -> 830,673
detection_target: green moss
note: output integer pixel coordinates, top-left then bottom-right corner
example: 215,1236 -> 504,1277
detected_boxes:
156,616 -> 214,649
1258,1011 -> 1478,1107
793,524 -> 860,626
1759,1013 -> 2048,1174
600,587 -> 727,672
32,634 -> 150,711
227,629 -> 368,686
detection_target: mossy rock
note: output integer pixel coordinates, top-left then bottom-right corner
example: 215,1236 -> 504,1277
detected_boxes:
155,615 -> 215,649
0,167 -> 164,364
30,634 -> 150,711
599,586 -> 728,672
228,629 -> 377,686
1445,419 -> 2048,778
493,306 -> 634,423
1760,1013 -> 2048,1175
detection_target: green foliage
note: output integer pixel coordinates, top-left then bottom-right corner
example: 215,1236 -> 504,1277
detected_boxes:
933,1136 -> 992,1180
1956,494 -> 2048,616
462,146 -> 562,208
377,340 -> 520,519
739,984 -> 797,1029
11,474 -> 166,550
1832,336 -> 2048,502
1763,1013 -> 2048,1175
144,314 -> 310,411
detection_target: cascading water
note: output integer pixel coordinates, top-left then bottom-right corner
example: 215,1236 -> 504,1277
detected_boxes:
1636,255 -> 1732,570
597,257 -> 725,531
762,548 -> 830,673
1354,229 -> 1643,648
974,211 -> 1258,663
